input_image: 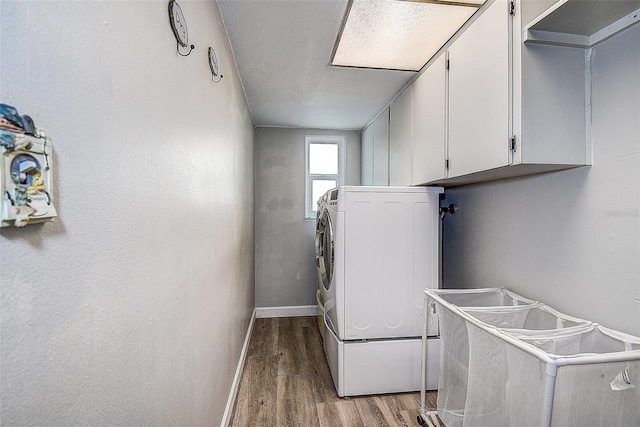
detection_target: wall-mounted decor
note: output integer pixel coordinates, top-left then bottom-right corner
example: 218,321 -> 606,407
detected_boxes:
208,47 -> 223,83
169,0 -> 194,56
1,104 -> 57,228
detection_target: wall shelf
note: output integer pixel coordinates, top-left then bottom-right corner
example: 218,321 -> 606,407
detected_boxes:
524,0 -> 640,48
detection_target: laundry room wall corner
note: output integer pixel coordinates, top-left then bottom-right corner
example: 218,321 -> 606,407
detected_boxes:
254,127 -> 361,308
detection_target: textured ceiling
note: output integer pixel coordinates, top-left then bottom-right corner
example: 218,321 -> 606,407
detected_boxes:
218,0 -> 415,130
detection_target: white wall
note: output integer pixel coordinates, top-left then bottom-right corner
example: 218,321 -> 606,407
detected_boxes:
442,26 -> 640,336
254,127 -> 361,308
0,1 -> 254,425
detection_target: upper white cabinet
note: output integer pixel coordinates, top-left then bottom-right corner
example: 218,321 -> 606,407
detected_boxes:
389,87 -> 413,186
412,53 -> 447,185
377,0 -> 636,186
447,0 -> 510,179
362,109 -> 390,186
410,0 -> 594,186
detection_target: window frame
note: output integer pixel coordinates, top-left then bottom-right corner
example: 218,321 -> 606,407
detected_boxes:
305,135 -> 346,220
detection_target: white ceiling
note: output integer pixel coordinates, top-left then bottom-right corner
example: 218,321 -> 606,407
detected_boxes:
218,0 -> 416,130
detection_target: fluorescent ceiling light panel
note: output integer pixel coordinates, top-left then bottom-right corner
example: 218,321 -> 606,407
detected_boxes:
332,0 -> 485,71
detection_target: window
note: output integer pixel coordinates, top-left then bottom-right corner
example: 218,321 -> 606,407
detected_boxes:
305,136 -> 345,219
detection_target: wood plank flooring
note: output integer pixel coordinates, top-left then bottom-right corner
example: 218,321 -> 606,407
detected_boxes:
230,316 -> 441,427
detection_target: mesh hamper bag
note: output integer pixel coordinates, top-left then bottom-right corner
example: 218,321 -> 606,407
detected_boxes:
436,304 -> 471,427
464,304 -> 543,329
504,346 -> 549,426
430,288 -> 539,427
463,304 -> 590,331
508,325 -> 640,427
462,321 -> 511,426
432,287 -> 535,308
503,326 -> 593,426
552,360 -> 640,426
461,308 -> 591,426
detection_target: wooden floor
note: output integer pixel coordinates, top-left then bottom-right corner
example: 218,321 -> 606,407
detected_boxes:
230,316 -> 440,427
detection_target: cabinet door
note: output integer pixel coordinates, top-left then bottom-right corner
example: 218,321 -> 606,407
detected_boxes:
412,53 -> 447,185
448,0 -> 510,178
389,87 -> 413,186
372,109 -> 389,186
361,125 -> 374,185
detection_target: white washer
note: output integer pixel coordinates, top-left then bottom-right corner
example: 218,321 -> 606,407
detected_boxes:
317,186 -> 443,397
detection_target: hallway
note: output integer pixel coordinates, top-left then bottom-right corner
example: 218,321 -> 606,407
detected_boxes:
230,317 -> 439,426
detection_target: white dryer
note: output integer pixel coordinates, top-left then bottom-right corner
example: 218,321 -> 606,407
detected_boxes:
317,186 -> 443,397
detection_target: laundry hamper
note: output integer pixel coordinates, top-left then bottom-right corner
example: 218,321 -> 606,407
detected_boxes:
422,288 -> 591,427
425,289 -> 538,426
458,303 -> 592,427
503,325 -> 640,426
420,288 -> 640,427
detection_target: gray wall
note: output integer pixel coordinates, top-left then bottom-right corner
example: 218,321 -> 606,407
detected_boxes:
442,26 -> 640,336
255,128 -> 361,307
0,1 -> 254,425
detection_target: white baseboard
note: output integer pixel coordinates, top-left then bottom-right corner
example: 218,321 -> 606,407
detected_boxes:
255,305 -> 319,318
220,309 -> 256,427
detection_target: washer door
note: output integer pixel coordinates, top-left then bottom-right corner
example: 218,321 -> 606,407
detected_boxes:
315,208 -> 334,291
